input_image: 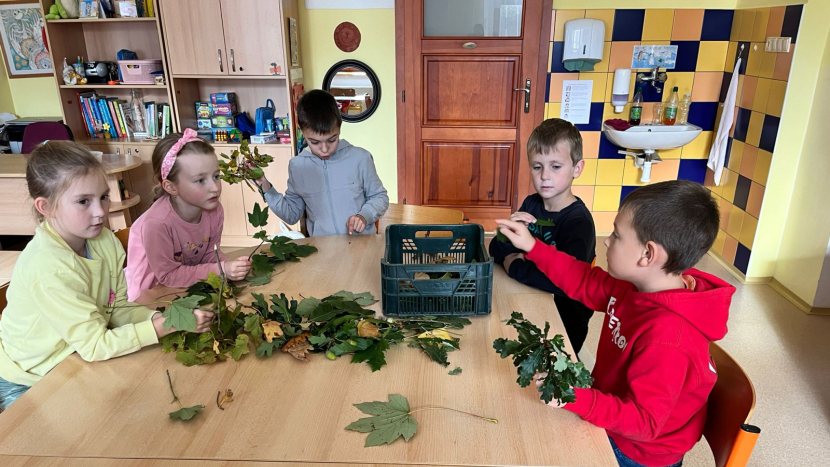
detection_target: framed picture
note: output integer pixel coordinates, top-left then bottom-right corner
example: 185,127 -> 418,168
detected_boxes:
288,17 -> 299,67
0,2 -> 52,78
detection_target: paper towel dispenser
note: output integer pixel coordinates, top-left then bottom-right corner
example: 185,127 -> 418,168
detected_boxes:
563,18 -> 605,65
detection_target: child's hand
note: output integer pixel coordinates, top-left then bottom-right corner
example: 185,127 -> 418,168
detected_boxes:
223,257 -> 253,281
534,373 -> 568,408
245,161 -> 272,192
193,310 -> 216,333
495,219 -> 536,253
347,215 -> 367,235
510,211 -> 537,225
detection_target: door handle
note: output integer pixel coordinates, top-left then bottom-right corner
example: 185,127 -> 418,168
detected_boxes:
514,78 -> 531,114
230,49 -> 235,72
218,49 -> 223,72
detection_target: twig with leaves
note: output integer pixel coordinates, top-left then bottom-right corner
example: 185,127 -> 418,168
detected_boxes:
166,370 -> 204,421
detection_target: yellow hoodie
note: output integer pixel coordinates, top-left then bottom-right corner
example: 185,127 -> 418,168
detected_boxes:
0,222 -> 159,386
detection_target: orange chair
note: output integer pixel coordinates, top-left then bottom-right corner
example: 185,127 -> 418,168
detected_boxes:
703,343 -> 761,467
114,228 -> 130,265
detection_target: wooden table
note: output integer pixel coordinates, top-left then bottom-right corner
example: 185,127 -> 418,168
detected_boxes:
0,235 -> 615,467
0,153 -> 143,235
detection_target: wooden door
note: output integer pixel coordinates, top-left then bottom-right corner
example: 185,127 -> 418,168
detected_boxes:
221,0 -> 286,76
159,0 -> 228,76
397,0 -> 551,230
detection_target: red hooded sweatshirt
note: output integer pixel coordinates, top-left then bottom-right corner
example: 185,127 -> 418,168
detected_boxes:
525,240 -> 734,467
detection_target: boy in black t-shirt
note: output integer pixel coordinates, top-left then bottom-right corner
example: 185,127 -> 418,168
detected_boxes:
489,118 -> 596,353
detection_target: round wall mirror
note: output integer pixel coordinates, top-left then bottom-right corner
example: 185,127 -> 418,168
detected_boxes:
323,60 -> 381,123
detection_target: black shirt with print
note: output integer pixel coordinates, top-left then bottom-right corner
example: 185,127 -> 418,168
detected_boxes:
489,194 -> 596,353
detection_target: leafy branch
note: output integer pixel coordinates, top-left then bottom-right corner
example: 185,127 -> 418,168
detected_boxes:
218,140 -> 273,198
493,312 -> 593,405
166,370 -> 204,421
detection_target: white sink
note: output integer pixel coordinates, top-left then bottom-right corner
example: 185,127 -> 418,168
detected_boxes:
603,123 -> 703,153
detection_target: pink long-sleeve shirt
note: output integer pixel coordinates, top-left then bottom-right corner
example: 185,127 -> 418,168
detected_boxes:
125,196 -> 226,301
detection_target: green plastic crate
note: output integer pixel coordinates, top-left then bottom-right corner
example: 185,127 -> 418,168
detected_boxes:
381,224 -> 493,317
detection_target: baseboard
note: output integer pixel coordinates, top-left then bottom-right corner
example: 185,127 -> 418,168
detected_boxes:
706,250 -> 772,285
768,279 -> 830,315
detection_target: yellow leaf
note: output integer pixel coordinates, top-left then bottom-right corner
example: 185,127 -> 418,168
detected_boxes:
357,320 -> 381,338
213,340 -> 220,354
262,320 -> 284,343
418,329 -> 453,341
414,272 -> 430,280
218,389 -> 234,410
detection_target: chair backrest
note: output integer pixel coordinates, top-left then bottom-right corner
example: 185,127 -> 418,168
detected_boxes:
377,204 -> 464,234
0,282 -> 8,321
704,343 -> 761,467
114,228 -> 130,265
21,122 -> 73,153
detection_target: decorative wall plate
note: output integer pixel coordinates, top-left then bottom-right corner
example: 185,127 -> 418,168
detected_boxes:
334,22 -> 361,53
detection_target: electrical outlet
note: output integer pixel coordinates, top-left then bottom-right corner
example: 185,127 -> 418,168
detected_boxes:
765,37 -> 792,53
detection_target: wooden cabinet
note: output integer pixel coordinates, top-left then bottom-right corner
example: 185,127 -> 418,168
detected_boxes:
160,0 -> 285,77
123,145 -> 157,217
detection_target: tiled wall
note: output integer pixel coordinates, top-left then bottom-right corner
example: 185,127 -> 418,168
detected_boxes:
547,8 -> 735,234
704,5 -> 802,275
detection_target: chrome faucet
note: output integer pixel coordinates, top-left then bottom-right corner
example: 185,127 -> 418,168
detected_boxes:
636,67 -> 668,93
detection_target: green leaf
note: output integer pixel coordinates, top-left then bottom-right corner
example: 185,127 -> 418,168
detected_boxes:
256,340 -> 281,357
246,272 -> 272,287
448,367 -> 462,375
553,354 -> 569,372
205,272 -> 223,292
251,293 -> 269,312
249,167 -> 265,179
230,334 -> 250,361
534,219 -> 556,227
296,297 -> 321,317
253,230 -> 269,241
345,394 -> 417,447
162,294 -> 205,332
248,203 -> 269,228
417,338 -> 450,367
352,338 -> 390,372
309,334 -> 332,346
295,244 -> 318,257
169,405 -> 204,421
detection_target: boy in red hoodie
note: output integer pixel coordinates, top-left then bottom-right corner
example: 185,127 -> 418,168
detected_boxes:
496,180 -> 734,467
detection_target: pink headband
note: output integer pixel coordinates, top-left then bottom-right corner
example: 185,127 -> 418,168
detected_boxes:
161,128 -> 201,180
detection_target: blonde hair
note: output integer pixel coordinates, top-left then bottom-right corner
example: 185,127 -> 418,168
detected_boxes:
151,132 -> 216,201
26,141 -> 106,222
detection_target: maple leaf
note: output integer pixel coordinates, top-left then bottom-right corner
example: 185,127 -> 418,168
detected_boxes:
357,320 -> 381,338
262,320 -> 284,342
230,334 -> 250,361
205,272 -> 223,292
345,394 -> 417,447
282,332 -> 313,361
296,297 -> 321,317
448,367 -> 462,375
248,203 -> 269,228
246,272 -> 272,287
352,338 -> 390,371
162,295 -> 205,332
256,340 -> 281,357
295,244 -> 318,257
169,405 -> 204,421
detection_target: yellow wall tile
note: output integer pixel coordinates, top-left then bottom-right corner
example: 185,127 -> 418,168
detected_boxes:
697,42 -> 729,72
554,10 -> 585,42
758,48 -> 776,79
712,228 -> 727,255
642,9 -> 674,41
752,78 -> 771,113
604,102 -> 630,121
722,168 -> 739,202
660,147 -> 682,159
681,131 -> 713,159
593,43 -> 613,73
752,8 -> 770,43
731,140 -> 748,166
745,43 -> 763,76
640,41 -> 670,46
709,169 -> 724,197
726,204 -> 745,239
596,159 -> 625,185
662,72 -> 695,100
739,213 -> 758,249
730,10 -> 744,41
546,103 -> 561,120
725,42 -> 738,73
547,41 -> 553,73
739,9 -> 756,41
753,149 -> 772,185
579,72 -> 609,102
574,159 -> 597,185
766,79 -> 786,117
592,211 -> 617,234
593,186 -> 622,211
584,9 -> 614,41
745,111 -> 764,147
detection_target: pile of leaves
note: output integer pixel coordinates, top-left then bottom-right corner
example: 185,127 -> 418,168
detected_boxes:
159,276 -> 471,371
495,218 -> 556,244
493,312 -> 593,405
245,202 -> 317,286
218,140 -> 274,192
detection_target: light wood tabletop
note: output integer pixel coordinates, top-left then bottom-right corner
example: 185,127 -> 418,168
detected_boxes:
0,235 -> 615,467
0,153 -> 143,178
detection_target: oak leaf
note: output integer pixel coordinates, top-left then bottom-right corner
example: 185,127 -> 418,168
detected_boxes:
262,320 -> 284,343
282,332 -> 313,361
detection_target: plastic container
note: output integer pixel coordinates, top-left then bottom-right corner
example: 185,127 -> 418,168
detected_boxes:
381,224 -> 493,317
679,93 -> 691,124
629,87 -> 643,125
663,86 -> 679,125
117,59 -> 163,84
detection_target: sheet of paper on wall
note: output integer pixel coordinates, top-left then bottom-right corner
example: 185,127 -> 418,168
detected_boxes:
560,80 -> 592,124
631,45 -> 678,69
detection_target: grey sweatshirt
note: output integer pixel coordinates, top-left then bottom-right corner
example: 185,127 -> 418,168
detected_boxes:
263,139 -> 389,237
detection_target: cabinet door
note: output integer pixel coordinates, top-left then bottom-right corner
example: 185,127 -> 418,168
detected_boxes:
220,0 -> 285,76
124,145 -> 156,217
241,146 -> 293,236
159,0 -> 228,76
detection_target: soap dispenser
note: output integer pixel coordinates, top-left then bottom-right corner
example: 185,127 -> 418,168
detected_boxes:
612,69 -> 632,113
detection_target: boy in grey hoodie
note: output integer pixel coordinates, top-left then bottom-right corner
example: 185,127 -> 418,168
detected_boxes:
254,90 -> 389,236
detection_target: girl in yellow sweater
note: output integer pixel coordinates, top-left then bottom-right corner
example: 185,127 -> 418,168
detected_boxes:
0,142 -> 214,412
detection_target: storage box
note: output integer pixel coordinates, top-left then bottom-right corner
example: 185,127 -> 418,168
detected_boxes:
197,129 -> 213,140
381,224 -> 493,317
117,59 -> 163,85
210,102 -> 238,116
250,133 -> 277,144
197,119 -> 212,129
195,102 -> 211,119
210,93 -> 236,104
211,115 -> 236,128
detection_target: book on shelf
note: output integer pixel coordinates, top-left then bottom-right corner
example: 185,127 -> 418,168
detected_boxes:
78,91 -> 163,139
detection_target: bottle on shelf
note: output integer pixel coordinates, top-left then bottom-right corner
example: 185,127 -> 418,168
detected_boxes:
629,86 -> 643,126
663,86 -> 679,125
678,93 -> 691,125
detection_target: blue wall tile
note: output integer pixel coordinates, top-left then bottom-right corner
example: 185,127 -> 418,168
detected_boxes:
545,73 -> 551,101
575,102 -> 605,132
678,159 -> 708,184
734,243 -> 751,274
598,131 -> 626,159
551,42 -> 568,73
735,41 -> 750,75
759,114 -> 780,153
782,5 -> 804,44
733,107 -> 752,142
701,10 -> 734,41
724,137 -> 734,167
620,186 -> 640,203
733,175 -> 752,210
612,10 -> 645,41
670,41 -> 701,72
688,102 -> 719,131
639,80 -> 665,103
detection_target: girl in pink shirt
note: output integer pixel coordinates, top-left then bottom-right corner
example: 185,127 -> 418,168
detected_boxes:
125,130 -> 251,301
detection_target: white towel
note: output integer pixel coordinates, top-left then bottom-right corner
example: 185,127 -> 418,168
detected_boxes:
707,58 -> 741,186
